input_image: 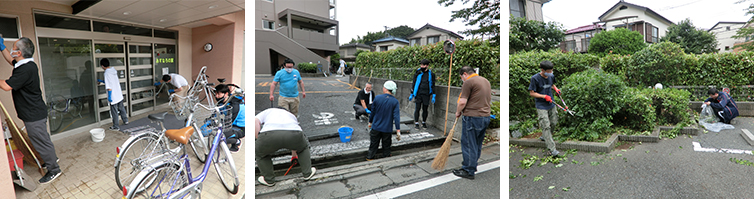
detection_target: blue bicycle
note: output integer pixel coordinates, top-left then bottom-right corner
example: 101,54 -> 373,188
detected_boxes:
124,103 -> 239,198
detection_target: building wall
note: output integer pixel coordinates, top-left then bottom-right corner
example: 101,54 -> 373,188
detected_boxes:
408,28 -> 462,46
711,23 -> 745,53
274,0 -> 331,19
192,23 -> 236,85
602,8 -> 672,40
524,0 -> 546,21
373,41 -> 407,52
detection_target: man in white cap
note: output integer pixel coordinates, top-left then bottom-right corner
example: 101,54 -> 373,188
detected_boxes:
367,80 -> 401,160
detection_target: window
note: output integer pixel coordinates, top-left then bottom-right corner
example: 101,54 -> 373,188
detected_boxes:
510,0 -> 525,18
35,13 -> 91,31
154,29 -> 177,39
0,15 -> 20,38
584,38 -> 592,51
93,21 -> 151,36
652,27 -> 659,43
410,38 -> 420,46
263,20 -> 275,30
427,36 -> 440,44
566,40 -> 576,52
380,46 -> 388,51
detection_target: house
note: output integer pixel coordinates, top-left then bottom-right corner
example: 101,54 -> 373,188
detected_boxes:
708,21 -> 747,53
256,0 -> 340,75
561,24 -> 604,53
339,43 -> 373,62
509,0 -> 551,21
372,36 -> 409,52
596,1 -> 673,44
406,24 -> 464,47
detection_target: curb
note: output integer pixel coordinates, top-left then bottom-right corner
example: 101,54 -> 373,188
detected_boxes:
510,126 -> 700,153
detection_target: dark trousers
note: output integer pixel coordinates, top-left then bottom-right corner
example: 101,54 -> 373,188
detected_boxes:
367,129 -> 392,159
255,130 -> 312,182
460,115 -> 491,176
224,125 -> 245,144
109,101 -> 128,128
25,118 -> 60,173
414,95 -> 430,123
353,104 -> 368,118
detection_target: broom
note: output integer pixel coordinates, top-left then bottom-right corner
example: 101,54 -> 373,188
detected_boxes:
431,115 -> 459,171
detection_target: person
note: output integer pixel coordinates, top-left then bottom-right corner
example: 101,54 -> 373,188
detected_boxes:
338,59 -> 346,76
0,36 -> 62,183
157,73 -> 189,107
255,107 -> 316,186
353,82 -> 375,121
452,66 -> 492,180
270,58 -> 306,117
409,59 -> 436,130
99,58 -> 128,130
704,88 -> 739,124
528,60 -> 561,157
367,80 -> 401,160
80,61 -> 95,116
215,84 -> 245,153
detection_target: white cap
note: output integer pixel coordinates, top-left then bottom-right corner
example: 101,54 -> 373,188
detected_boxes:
383,81 -> 397,93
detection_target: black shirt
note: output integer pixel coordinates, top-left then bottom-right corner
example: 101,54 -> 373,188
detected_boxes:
412,68 -> 435,96
354,89 -> 375,110
7,60 -> 48,122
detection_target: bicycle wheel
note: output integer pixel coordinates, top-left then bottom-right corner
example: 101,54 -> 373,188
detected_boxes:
127,161 -> 188,199
213,140 -> 239,194
188,122 -> 208,163
115,133 -> 167,190
48,108 -> 63,132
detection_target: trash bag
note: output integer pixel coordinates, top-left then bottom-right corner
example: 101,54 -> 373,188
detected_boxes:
699,104 -> 734,132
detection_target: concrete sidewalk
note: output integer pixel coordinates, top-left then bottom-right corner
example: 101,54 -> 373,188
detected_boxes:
13,108 -> 246,198
255,142 -> 500,199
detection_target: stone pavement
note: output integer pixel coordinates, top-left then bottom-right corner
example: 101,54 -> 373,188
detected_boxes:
255,142 -> 500,199
13,108 -> 246,198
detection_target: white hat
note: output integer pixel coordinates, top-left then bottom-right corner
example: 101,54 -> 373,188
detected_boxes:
384,81 -> 397,93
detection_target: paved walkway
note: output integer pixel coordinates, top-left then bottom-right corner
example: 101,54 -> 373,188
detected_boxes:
13,109 -> 246,198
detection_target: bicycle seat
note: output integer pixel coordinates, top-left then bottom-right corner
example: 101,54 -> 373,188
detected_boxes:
207,83 -> 215,86
165,126 -> 194,145
148,112 -> 169,122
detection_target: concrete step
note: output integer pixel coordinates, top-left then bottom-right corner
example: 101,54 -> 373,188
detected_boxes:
741,129 -> 754,146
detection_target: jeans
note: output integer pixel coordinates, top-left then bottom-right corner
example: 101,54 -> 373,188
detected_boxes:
367,129 -> 392,159
460,115 -> 490,175
110,101 -> 128,128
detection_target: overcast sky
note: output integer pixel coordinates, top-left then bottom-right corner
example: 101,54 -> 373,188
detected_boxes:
336,0 -> 476,43
542,0 -> 751,31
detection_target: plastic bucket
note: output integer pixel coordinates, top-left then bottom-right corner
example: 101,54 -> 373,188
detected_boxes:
338,126 -> 353,143
90,128 -> 105,142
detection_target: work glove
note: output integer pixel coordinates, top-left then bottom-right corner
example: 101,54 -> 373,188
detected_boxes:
291,156 -> 298,165
409,94 -> 415,101
554,88 -> 561,96
168,89 -> 175,93
0,36 -> 5,51
154,82 -> 161,86
396,131 -> 401,141
107,90 -> 113,103
365,108 -> 371,114
431,94 -> 436,104
544,95 -> 552,103
97,79 -> 104,83
491,115 -> 496,119
701,104 -> 707,109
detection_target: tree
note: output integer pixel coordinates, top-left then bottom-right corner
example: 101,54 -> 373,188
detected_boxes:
660,18 -> 718,54
385,25 -> 415,39
509,15 -> 565,54
733,0 -> 754,51
588,28 -> 646,56
330,53 -> 341,68
348,25 -> 415,45
438,0 -> 499,46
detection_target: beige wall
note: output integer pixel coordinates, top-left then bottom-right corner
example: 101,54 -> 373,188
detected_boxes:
169,26 -> 193,84
374,41 -> 407,52
191,11 -> 244,86
408,28 -> 462,46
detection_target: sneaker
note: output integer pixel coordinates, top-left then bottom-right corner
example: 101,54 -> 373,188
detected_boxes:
539,136 -> 545,141
109,126 -> 119,131
257,176 -> 275,187
39,170 -> 61,184
124,121 -> 129,125
303,167 -> 317,180
229,141 -> 241,153
414,123 -> 420,130
550,149 -> 561,157
366,158 -> 373,161
422,123 -> 428,129
452,169 -> 474,180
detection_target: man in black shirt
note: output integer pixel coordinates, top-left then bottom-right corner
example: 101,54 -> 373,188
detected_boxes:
0,37 -> 62,184
353,82 -> 375,121
409,59 -> 436,130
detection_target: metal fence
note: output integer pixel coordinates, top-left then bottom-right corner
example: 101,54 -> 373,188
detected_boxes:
670,85 -> 754,102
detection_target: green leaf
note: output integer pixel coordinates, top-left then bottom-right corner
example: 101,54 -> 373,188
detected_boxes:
549,186 -> 556,189
534,175 -> 543,182
555,164 -> 563,168
562,187 -> 570,191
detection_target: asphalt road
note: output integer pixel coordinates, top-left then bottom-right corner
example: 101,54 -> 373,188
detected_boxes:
397,168 -> 501,199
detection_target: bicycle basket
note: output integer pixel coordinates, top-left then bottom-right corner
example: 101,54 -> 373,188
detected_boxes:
169,95 -> 194,121
193,105 -> 233,137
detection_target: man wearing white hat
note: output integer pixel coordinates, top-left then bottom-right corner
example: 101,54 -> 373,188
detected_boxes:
367,80 -> 401,160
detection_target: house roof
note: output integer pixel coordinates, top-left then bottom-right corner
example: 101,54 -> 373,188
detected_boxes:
708,21 -> 747,32
407,23 -> 464,39
598,1 -> 673,25
565,24 -> 604,34
340,43 -> 372,49
372,36 -> 409,44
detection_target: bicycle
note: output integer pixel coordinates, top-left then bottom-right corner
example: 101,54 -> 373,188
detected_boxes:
124,103 -> 239,198
47,95 -> 84,132
171,66 -> 216,121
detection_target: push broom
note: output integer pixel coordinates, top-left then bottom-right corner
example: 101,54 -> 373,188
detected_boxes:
431,115 -> 458,171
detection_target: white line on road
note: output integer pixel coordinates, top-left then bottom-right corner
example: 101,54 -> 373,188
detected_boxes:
692,141 -> 754,155
357,160 -> 500,199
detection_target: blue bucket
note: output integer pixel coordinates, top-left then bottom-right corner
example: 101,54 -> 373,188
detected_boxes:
338,126 -> 354,143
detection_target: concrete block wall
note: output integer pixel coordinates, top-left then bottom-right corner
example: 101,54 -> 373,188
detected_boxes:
690,101 -> 754,116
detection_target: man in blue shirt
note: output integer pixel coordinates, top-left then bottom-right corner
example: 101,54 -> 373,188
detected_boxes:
528,60 -> 561,157
269,58 -> 306,117
704,88 -> 739,124
367,81 -> 401,160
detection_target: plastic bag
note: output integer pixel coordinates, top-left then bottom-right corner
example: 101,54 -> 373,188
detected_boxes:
699,104 -> 734,132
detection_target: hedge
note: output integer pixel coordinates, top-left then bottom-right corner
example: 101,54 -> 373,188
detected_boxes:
297,63 -> 318,73
355,39 -> 500,88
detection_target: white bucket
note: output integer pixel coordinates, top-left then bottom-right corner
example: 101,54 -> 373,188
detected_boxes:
90,128 -> 105,142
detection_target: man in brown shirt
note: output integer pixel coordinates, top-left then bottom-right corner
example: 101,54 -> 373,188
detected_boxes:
452,66 -> 491,180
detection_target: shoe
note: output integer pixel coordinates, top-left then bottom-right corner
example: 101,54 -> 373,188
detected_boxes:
39,170 -> 62,184
366,158 -> 373,161
303,167 -> 317,180
539,136 -> 545,141
414,123 -> 420,130
257,176 -> 275,187
452,169 -> 474,180
550,149 -> 561,157
422,123 -> 428,129
109,126 -> 119,131
229,141 -> 241,153
124,121 -> 129,125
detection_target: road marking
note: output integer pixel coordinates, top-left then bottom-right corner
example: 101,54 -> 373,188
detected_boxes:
692,141 -> 754,155
357,160 -> 500,199
257,82 -> 270,87
313,112 -> 338,125
336,79 -> 360,90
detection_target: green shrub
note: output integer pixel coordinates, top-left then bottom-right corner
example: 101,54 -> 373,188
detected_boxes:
588,28 -> 647,56
613,87 -> 656,133
556,69 -> 626,141
625,42 -> 687,87
297,63 -> 318,73
489,101 -> 500,128
643,88 -> 692,126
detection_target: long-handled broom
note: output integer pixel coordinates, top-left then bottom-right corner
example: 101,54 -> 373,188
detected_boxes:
431,115 -> 459,171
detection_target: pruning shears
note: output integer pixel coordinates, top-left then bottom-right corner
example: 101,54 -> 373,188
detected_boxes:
284,156 -> 298,176
554,91 -> 576,116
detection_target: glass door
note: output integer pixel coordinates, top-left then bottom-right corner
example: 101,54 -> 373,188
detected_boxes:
127,43 -> 155,115
154,44 -> 176,107
94,42 -> 128,121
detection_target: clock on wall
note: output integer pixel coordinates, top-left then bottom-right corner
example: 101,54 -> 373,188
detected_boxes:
203,43 -> 213,52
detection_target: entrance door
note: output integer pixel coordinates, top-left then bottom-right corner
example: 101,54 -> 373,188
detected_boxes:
93,42 -> 128,121
127,43 -> 155,116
